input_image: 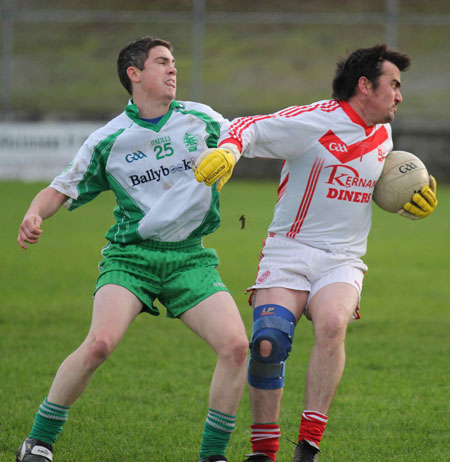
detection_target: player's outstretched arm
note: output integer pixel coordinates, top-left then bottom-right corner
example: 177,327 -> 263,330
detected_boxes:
18,187 -> 69,250
193,143 -> 242,192
398,175 -> 438,220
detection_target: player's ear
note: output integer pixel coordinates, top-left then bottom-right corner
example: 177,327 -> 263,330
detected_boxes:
127,66 -> 141,84
357,76 -> 372,96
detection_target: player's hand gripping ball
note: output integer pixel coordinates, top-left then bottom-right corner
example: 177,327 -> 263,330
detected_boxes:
193,143 -> 241,191
398,174 -> 437,219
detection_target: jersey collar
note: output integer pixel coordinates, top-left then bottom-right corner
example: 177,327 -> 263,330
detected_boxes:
125,99 -> 183,132
339,100 -> 374,136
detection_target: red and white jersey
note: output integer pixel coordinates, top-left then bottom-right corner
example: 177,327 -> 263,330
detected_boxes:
219,100 -> 393,257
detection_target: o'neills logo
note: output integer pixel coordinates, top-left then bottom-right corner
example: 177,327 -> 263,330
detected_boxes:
325,164 -> 375,204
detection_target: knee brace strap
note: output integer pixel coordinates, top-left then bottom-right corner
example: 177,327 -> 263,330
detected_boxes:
248,304 -> 296,390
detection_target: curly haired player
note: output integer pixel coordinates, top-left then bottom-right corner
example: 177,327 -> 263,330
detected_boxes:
194,44 -> 437,462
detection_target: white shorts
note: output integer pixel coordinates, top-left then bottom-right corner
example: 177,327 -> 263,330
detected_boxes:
247,234 -> 368,319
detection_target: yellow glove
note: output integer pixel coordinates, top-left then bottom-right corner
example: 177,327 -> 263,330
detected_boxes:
398,175 -> 438,220
193,143 -> 241,192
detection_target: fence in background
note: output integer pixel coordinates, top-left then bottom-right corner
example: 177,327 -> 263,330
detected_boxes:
2,0 -> 450,109
1,1 -> 450,182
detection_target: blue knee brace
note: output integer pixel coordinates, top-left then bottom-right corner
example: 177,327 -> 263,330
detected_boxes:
248,304 -> 297,390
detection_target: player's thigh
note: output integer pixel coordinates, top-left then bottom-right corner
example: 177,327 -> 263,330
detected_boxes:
87,284 -> 143,346
180,291 -> 248,354
252,287 -> 308,321
308,282 -> 358,338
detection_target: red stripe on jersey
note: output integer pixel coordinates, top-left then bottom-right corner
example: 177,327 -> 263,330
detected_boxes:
319,100 -> 341,112
279,102 -> 326,118
280,100 -> 340,118
228,101 -> 340,143
277,104 -> 317,117
319,125 -> 388,164
281,104 -> 320,118
228,116 -> 253,136
277,170 -> 289,202
287,157 -> 324,238
229,114 -> 273,143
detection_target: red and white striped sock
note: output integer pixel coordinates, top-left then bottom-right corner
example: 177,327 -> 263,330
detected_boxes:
250,423 -> 281,462
298,410 -> 328,447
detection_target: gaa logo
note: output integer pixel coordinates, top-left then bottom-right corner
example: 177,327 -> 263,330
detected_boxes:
328,142 -> 348,153
399,161 -> 417,173
125,150 -> 147,163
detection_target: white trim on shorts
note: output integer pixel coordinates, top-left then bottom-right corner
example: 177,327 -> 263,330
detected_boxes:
247,234 -> 368,320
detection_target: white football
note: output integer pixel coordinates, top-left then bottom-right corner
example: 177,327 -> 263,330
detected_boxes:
373,150 -> 429,213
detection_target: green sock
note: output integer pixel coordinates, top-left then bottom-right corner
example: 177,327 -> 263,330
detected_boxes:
199,408 -> 236,459
29,398 -> 70,444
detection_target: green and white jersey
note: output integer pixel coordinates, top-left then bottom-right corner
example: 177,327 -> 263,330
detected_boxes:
50,100 -> 227,243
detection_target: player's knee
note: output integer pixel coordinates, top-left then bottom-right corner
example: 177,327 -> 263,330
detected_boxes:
219,333 -> 249,367
258,339 -> 273,357
248,304 -> 296,390
231,334 -> 250,366
315,311 -> 349,346
86,335 -> 115,366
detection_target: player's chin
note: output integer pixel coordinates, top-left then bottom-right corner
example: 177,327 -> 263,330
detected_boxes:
389,106 -> 399,121
384,112 -> 395,123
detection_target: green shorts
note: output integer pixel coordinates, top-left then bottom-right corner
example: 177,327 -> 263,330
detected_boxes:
95,237 -> 229,318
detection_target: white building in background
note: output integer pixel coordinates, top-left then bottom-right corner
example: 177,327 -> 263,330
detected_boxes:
0,122 -> 103,181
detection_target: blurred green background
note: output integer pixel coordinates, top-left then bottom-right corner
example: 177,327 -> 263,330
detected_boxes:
2,0 -> 450,120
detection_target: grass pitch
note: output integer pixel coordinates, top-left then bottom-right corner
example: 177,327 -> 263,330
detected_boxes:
0,180 -> 449,461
